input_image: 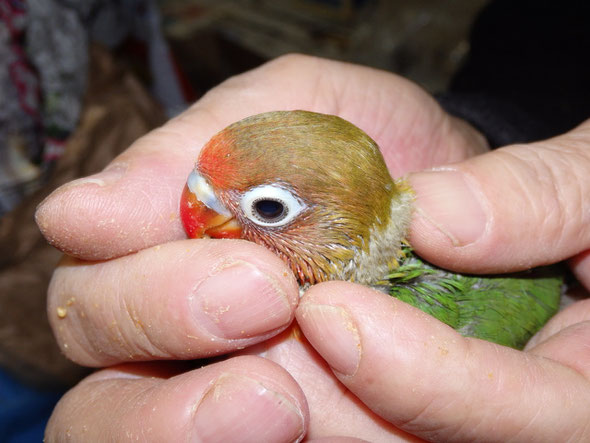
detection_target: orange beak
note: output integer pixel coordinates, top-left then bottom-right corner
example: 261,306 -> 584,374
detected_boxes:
179,172 -> 242,239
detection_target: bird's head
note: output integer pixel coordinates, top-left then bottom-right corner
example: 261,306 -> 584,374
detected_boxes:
180,111 -> 413,285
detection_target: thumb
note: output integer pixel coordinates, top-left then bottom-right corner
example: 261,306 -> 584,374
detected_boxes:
409,119 -> 590,276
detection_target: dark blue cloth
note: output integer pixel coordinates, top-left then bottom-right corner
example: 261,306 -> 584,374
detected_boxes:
0,369 -> 64,443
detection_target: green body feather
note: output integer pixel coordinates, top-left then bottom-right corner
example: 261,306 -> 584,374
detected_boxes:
384,248 -> 562,349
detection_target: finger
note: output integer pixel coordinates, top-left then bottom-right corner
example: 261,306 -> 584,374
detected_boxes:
48,239 -> 299,367
409,119 -> 590,273
36,54 -> 482,261
45,356 -> 308,442
297,282 -> 590,442
243,328 -> 417,442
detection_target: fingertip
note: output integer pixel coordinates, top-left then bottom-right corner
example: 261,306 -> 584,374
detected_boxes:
37,179 -> 186,261
47,357 -> 308,443
193,356 -> 308,443
186,240 -> 300,341
409,169 -> 489,248
36,135 -> 194,260
407,167 -> 503,273
408,134 -> 590,273
297,302 -> 361,377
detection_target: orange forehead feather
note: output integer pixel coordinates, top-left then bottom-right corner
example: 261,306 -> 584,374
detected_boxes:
197,131 -> 238,189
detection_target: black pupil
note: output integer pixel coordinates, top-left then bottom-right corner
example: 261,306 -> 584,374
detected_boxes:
255,199 -> 284,220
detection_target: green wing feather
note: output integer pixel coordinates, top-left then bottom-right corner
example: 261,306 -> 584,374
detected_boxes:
384,248 -> 563,349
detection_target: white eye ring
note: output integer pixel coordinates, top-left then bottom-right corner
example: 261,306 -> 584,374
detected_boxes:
240,185 -> 305,227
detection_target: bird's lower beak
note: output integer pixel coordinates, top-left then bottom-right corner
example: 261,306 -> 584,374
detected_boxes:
180,183 -> 242,239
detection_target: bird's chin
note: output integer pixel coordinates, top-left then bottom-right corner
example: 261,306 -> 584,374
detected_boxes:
180,184 -> 242,239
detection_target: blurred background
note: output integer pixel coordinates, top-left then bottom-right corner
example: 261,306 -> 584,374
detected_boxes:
1,0 -> 491,440
158,0 -> 488,99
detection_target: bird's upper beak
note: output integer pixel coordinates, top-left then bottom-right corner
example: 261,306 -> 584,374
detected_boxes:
180,170 -> 242,239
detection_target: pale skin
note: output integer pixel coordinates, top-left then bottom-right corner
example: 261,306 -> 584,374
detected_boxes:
36,55 -> 590,442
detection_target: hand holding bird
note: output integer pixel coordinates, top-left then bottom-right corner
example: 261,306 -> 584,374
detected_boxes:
38,55 -> 590,442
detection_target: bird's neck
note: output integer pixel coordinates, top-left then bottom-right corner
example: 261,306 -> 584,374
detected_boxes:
349,181 -> 414,284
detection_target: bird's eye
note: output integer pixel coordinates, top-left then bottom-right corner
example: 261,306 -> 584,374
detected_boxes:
241,185 -> 304,227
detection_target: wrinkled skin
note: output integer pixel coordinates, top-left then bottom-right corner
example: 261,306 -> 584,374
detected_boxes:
37,55 -> 590,442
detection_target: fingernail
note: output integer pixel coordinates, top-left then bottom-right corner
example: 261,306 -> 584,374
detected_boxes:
192,261 -> 293,340
193,373 -> 305,443
410,170 -> 488,246
298,304 -> 361,376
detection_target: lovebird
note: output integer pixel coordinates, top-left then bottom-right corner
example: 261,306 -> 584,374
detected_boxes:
180,110 -> 562,349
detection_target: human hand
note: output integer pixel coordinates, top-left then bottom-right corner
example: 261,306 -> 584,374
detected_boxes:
38,54 -> 490,441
